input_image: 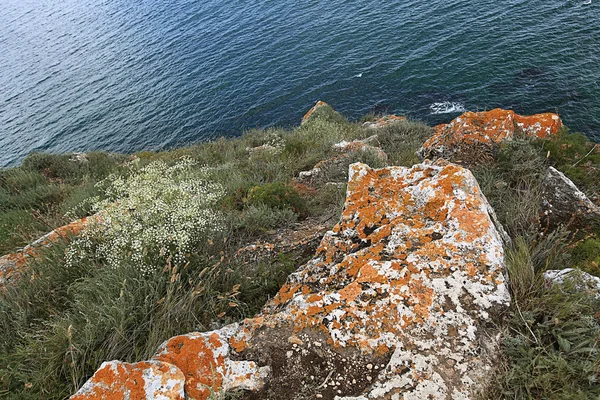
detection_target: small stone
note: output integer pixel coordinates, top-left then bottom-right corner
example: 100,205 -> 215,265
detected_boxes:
288,335 -> 304,345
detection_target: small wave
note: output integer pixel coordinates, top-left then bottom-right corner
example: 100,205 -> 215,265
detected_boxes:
583,0 -> 591,5
354,73 -> 363,78
429,102 -> 466,114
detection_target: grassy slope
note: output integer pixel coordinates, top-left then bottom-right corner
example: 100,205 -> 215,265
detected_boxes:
0,108 -> 599,399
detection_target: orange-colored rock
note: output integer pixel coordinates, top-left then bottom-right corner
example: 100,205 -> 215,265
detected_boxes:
73,161 -> 509,399
0,216 -> 93,286
418,108 -> 563,162
301,100 -> 329,124
70,360 -> 185,400
363,114 -> 407,129
152,326 -> 269,399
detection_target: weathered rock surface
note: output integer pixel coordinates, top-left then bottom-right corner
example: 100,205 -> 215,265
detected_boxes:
72,161 -> 510,400
363,115 -> 407,129
297,136 -> 388,185
418,109 -> 563,163
235,217 -> 330,265
541,167 -> 600,229
0,217 -> 93,287
70,360 -> 186,400
544,268 -> 600,298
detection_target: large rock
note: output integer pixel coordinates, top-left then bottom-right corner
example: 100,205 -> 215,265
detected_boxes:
0,216 -> 93,287
541,167 -> 600,229
418,109 -> 562,163
72,161 -> 510,400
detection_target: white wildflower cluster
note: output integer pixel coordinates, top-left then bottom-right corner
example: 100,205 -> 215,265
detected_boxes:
66,157 -> 225,275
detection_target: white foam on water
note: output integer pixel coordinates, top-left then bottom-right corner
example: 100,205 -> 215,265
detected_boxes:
429,102 -> 467,114
354,73 -> 363,78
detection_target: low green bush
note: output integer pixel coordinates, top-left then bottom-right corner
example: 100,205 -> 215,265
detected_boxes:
246,182 -> 307,216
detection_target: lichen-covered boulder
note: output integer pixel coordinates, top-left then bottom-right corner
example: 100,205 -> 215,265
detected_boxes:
418,109 -> 562,163
0,217 -> 93,287
72,161 -> 510,400
70,360 -> 185,400
541,167 -> 600,229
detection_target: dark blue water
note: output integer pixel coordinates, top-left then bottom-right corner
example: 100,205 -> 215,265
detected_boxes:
1,0 -> 599,167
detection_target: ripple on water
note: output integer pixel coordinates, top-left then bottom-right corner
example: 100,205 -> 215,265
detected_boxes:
0,0 -> 599,167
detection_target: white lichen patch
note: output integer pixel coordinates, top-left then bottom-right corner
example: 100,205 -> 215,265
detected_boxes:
73,161 -> 510,400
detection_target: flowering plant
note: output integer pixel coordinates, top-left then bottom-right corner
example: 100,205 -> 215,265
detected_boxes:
66,158 -> 224,274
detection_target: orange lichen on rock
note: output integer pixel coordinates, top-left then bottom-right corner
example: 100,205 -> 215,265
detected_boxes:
0,216 -> 94,286
301,100 -> 329,124
151,326 -> 268,399
70,360 -> 185,400
253,161 -> 510,398
418,108 -> 562,162
72,161 -> 509,399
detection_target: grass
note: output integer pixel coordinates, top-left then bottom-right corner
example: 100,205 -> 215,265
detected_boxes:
0,105 -> 431,399
1,106 -> 600,399
484,233 -> 600,399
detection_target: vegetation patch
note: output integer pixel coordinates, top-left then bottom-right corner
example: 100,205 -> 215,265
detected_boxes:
1,108 -> 600,399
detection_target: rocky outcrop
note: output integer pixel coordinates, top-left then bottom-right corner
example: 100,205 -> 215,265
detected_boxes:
0,217 -> 93,287
418,109 -> 562,163
541,167 -> 600,229
72,160 -> 510,400
363,115 -> 407,129
544,269 -> 600,298
302,101 -> 330,124
297,136 -> 388,185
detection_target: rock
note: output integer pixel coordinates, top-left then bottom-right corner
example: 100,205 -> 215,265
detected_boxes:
544,268 -> 600,298
362,115 -> 407,129
302,101 -> 330,124
331,135 -> 388,161
234,217 -> 329,265
70,360 -> 186,400
541,167 -> 600,229
418,109 -> 562,163
297,136 -> 388,185
73,160 -> 509,400
70,153 -> 88,163
0,216 -> 94,287
152,325 -> 271,399
246,144 -> 281,157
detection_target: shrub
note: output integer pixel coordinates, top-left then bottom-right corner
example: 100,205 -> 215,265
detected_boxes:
473,139 -> 548,238
537,129 -> 600,195
66,158 -> 225,274
374,120 -> 433,166
246,182 -> 307,216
